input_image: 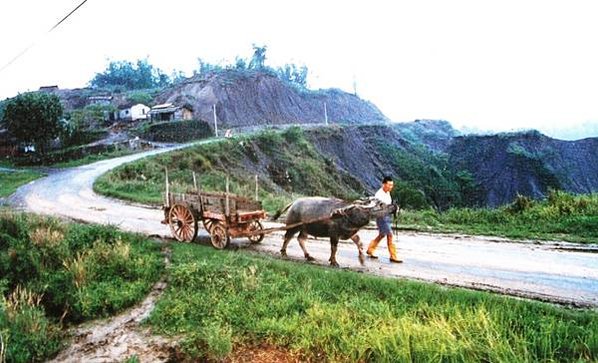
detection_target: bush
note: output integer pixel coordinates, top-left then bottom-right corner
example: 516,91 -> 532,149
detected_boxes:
0,286 -> 63,363
507,194 -> 534,214
139,120 -> 213,142
0,212 -> 164,361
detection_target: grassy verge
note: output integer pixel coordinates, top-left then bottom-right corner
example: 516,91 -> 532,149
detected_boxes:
0,212 -> 164,362
400,191 -> 598,244
147,243 -> 597,362
50,148 -> 137,168
93,127 -> 597,244
94,128 -> 362,212
0,170 -> 45,197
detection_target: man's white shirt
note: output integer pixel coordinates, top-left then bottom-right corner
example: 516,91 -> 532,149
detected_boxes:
374,188 -> 392,205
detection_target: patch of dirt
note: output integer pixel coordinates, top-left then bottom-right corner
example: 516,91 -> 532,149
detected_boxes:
48,247 -> 176,363
225,343 -> 303,363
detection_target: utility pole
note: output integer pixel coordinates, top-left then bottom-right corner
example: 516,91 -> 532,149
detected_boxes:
255,174 -> 259,201
213,104 -> 218,137
324,102 -> 328,125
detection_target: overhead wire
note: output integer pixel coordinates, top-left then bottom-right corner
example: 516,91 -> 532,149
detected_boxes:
0,0 -> 89,75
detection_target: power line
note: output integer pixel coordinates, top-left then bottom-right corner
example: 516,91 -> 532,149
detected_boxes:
0,0 -> 89,75
50,0 -> 89,32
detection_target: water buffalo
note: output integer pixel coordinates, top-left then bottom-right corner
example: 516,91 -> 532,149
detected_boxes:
272,197 -> 397,267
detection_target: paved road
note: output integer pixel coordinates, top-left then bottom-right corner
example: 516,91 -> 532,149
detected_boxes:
8,147 -> 598,308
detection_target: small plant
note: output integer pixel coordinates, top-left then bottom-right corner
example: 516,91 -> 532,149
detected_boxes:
507,194 -> 534,214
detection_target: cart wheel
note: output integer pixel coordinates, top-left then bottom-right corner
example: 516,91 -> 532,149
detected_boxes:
247,220 -> 264,243
168,204 -> 198,242
210,222 -> 229,249
203,218 -> 214,233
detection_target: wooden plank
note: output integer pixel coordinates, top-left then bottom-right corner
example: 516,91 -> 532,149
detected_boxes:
202,211 -> 226,221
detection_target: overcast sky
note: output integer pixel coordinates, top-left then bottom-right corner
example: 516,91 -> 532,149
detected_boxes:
1,0 -> 598,138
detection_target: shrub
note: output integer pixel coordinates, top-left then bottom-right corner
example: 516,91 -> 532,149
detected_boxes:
0,286 -> 62,363
140,120 -> 213,142
507,194 -> 534,214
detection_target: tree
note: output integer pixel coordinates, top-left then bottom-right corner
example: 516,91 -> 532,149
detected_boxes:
2,92 -> 64,154
90,58 -> 171,90
248,44 -> 267,70
277,64 -> 308,87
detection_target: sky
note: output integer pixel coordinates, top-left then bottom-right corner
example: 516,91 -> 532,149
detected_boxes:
1,0 -> 598,139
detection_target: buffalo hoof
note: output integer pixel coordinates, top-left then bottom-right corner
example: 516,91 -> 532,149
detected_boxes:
280,250 -> 288,258
305,255 -> 316,262
329,260 -> 340,268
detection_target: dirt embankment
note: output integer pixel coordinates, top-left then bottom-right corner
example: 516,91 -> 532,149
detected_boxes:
156,70 -> 389,128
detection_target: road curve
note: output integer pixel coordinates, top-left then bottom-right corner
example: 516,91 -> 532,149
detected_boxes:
8,146 -> 598,308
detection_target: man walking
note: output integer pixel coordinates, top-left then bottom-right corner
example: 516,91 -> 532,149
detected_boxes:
367,176 -> 402,263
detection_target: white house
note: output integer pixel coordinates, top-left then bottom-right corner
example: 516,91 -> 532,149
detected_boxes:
118,103 -> 150,121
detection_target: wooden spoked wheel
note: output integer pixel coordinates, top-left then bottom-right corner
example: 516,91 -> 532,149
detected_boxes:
247,220 -> 264,243
168,204 -> 198,242
210,222 -> 229,249
203,218 -> 215,234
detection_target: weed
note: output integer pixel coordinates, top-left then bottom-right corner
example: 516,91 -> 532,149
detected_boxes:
148,243 -> 598,361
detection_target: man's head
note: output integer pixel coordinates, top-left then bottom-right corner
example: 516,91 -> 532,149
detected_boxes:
382,176 -> 394,193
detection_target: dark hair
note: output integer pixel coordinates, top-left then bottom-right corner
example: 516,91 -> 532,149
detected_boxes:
382,176 -> 393,184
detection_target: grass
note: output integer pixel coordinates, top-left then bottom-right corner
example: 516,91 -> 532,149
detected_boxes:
94,127 -> 597,244
0,170 -> 44,197
50,147 -> 137,168
147,243 -> 598,362
0,211 -> 164,362
94,127 -> 362,212
400,191 -> 598,244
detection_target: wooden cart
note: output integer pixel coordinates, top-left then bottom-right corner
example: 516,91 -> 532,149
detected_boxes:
162,172 -> 266,249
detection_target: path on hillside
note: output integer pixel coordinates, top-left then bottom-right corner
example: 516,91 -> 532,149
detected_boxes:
9,147 -> 598,309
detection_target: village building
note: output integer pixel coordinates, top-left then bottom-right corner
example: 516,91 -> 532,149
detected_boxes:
87,95 -> 113,106
149,103 -> 193,121
116,103 -> 150,121
38,85 -> 59,92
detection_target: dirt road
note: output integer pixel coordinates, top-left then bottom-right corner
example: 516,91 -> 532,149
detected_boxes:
8,147 -> 598,308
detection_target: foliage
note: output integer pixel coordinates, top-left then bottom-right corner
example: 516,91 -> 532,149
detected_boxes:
0,212 -> 163,361
0,287 -> 62,363
0,170 -> 44,197
276,63 -> 308,87
137,119 -> 213,143
90,58 -> 171,90
126,90 -> 154,106
0,99 -> 6,123
506,194 -> 534,214
248,44 -> 267,70
64,105 -> 114,143
400,191 -> 598,243
170,70 -> 188,85
95,128 -> 363,209
197,58 -> 224,76
147,243 -> 598,362
12,141 -> 135,167
2,92 -> 64,155
194,45 -> 309,87
376,140 -> 470,211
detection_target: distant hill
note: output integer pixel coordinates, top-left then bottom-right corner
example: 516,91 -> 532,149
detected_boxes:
448,130 -> 598,207
5,71 -> 596,209
307,122 -> 598,208
155,70 -> 389,128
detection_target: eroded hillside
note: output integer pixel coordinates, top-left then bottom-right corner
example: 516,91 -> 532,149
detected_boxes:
155,70 -> 388,128
449,130 -> 598,207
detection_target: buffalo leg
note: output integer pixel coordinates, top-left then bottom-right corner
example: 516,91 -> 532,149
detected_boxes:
351,234 -> 365,266
281,228 -> 298,258
298,230 -> 315,261
329,236 -> 339,267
